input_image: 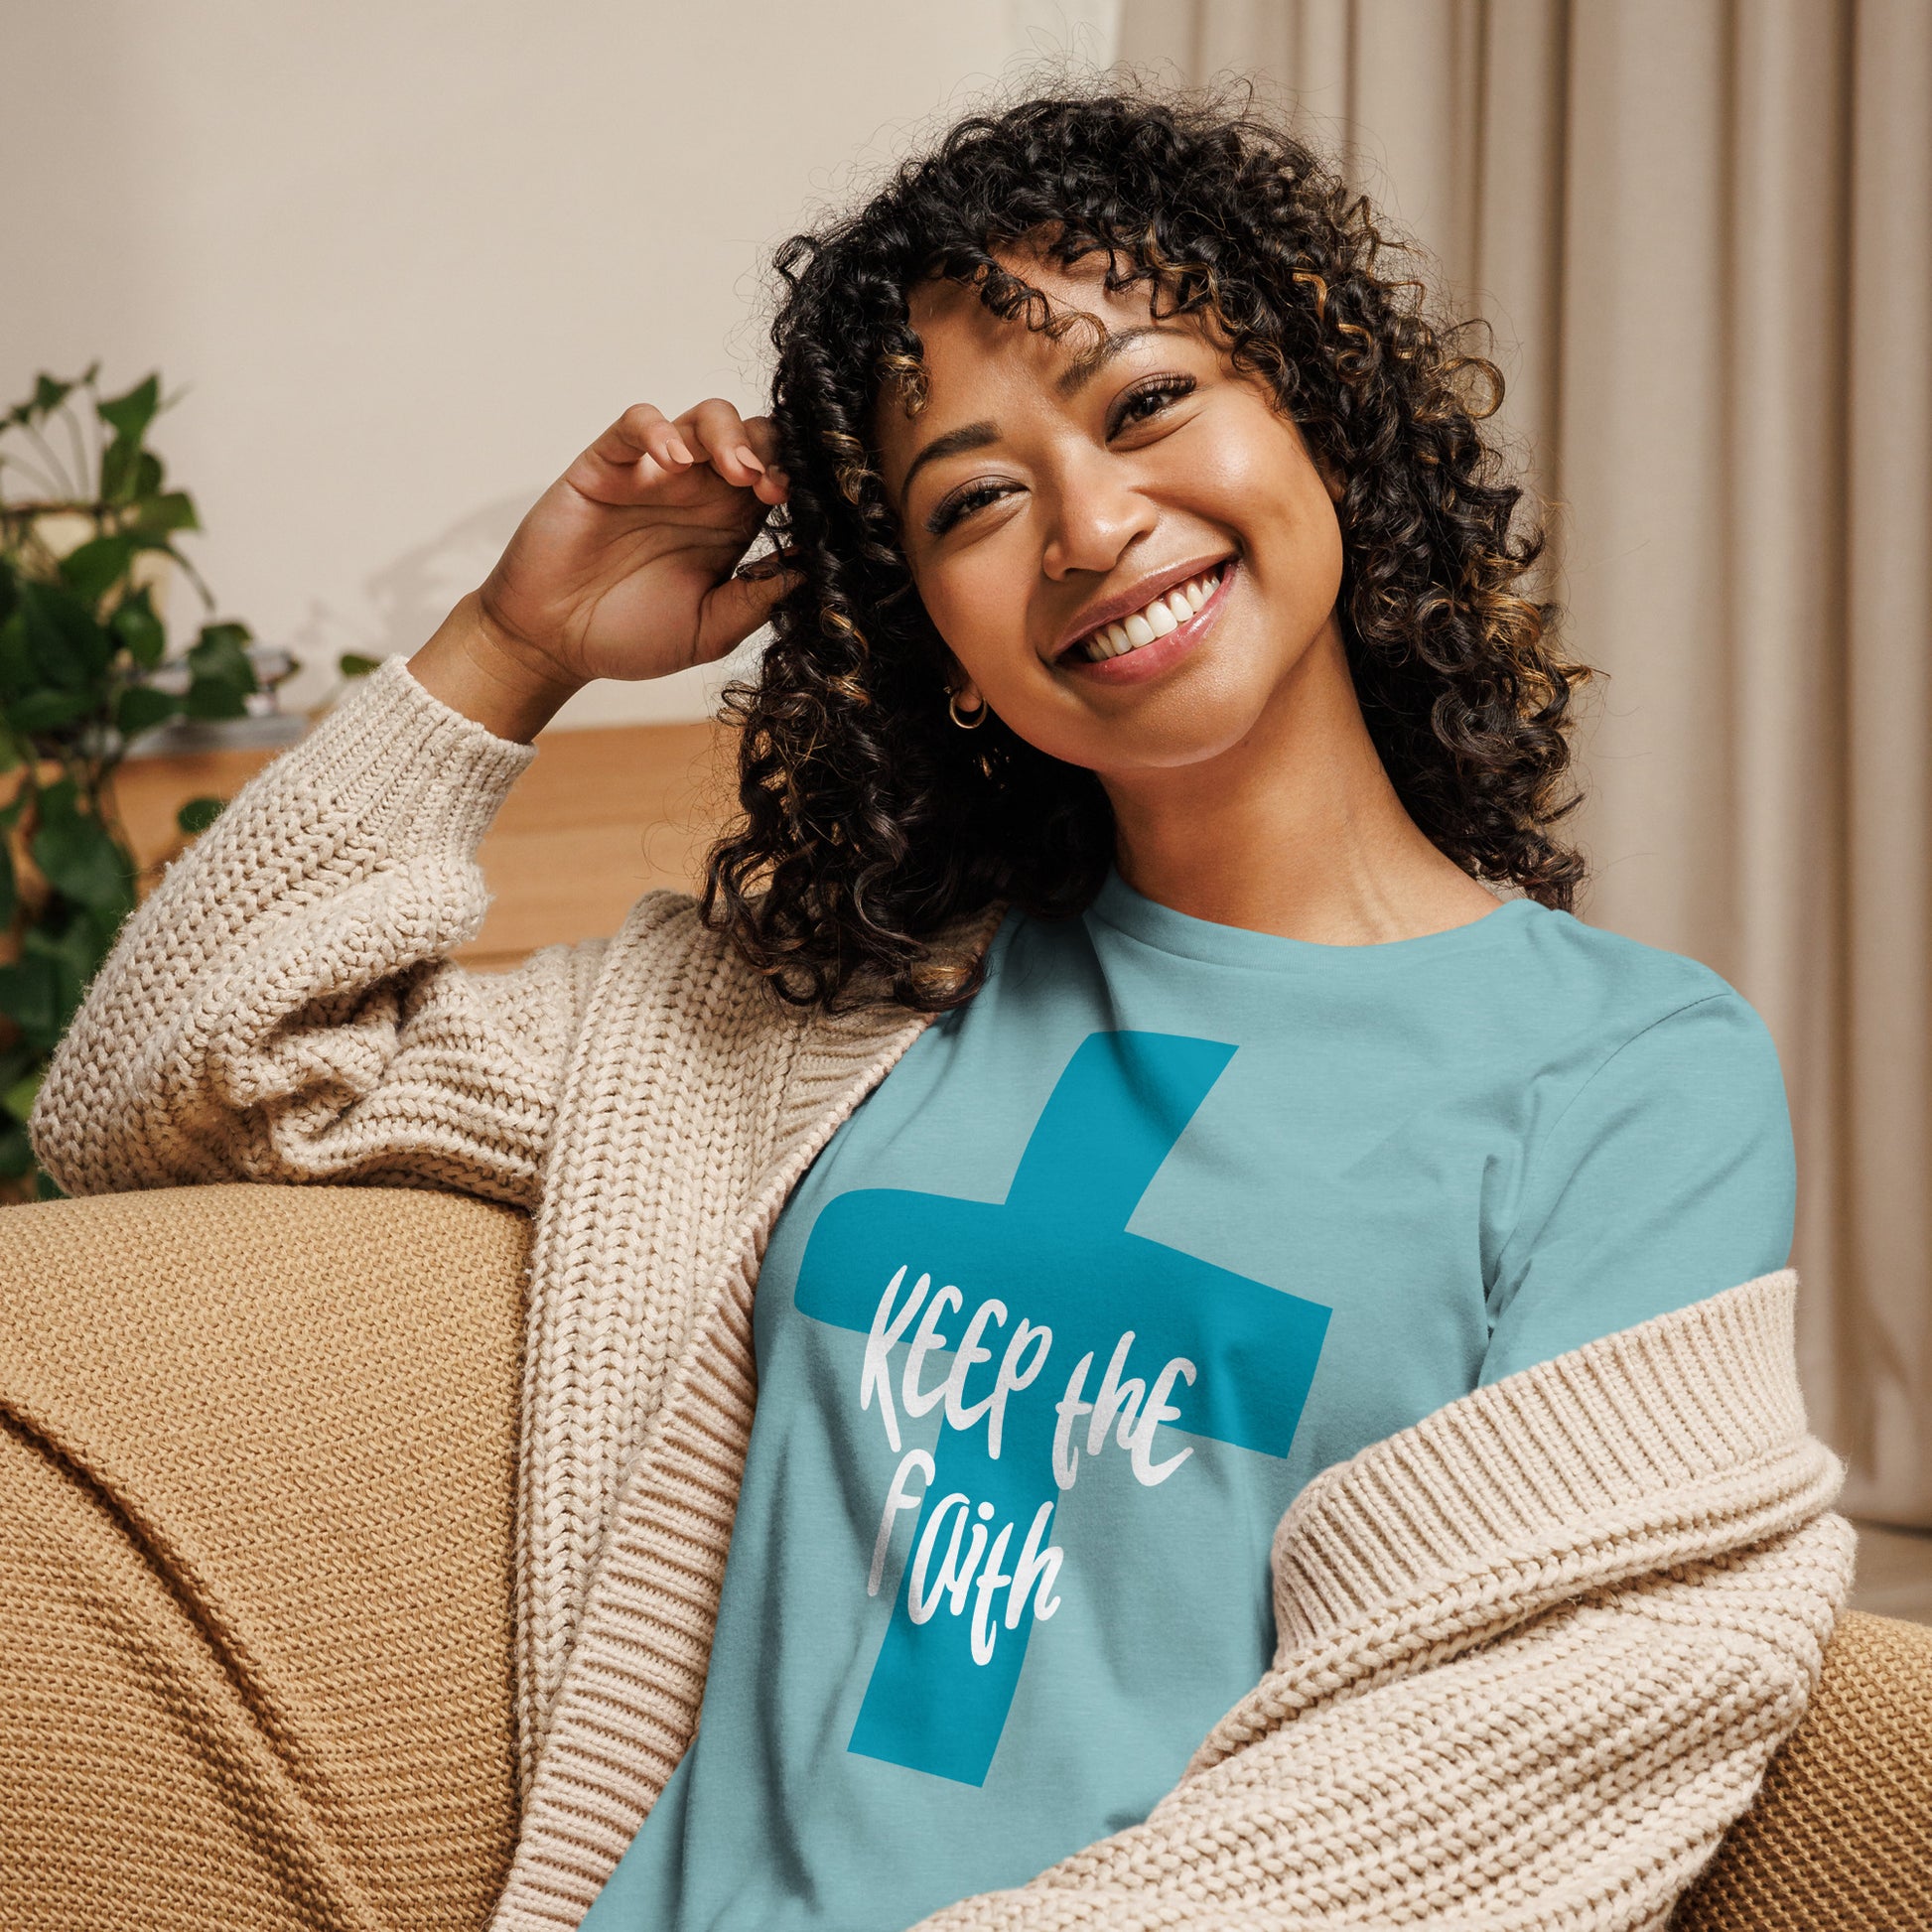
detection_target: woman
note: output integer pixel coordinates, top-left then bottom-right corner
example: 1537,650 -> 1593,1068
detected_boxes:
27,83 -> 1850,1932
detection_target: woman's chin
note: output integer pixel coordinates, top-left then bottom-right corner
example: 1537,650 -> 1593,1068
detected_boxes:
1048,702 -> 1285,777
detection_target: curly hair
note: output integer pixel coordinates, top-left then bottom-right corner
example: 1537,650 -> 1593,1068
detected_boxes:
698,75 -> 1590,1014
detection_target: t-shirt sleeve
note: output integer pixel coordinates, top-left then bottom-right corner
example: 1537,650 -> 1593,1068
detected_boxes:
1479,988 -> 1797,1386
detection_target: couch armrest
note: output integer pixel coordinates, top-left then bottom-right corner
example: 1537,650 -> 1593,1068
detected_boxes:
1675,1608 -> 1932,1929
0,1181 -> 530,1931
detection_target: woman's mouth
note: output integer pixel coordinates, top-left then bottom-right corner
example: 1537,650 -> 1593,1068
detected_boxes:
1055,557 -> 1236,685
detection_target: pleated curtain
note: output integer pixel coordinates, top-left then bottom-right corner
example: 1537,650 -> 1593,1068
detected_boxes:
1117,0 -> 1932,1523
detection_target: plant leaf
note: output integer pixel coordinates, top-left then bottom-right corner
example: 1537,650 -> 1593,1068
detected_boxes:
32,373 -> 74,420
0,1123 -> 34,1180
76,898 -> 130,965
176,794 -> 225,836
0,836 -> 13,927
339,652 -> 381,678
184,676 -> 250,720
24,916 -> 107,977
131,489 -> 198,536
31,779 -> 135,914
59,533 -> 135,608
0,956 -> 66,1053
0,611 -> 34,697
15,919 -> 111,1049
189,621 -> 256,680
6,688 -> 97,733
96,373 -> 160,443
18,580 -> 112,688
115,684 -> 181,738
100,435 -> 141,503
185,621 -> 257,718
2,1067 -> 41,1127
110,586 -> 167,666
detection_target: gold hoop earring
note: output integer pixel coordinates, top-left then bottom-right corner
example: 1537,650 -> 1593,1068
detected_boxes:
948,689 -> 988,730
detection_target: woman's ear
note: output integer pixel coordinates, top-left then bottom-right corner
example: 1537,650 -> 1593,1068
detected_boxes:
942,652 -> 986,721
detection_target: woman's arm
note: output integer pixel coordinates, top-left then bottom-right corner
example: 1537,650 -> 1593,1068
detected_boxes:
906,1271 -> 1854,1931
30,393 -> 802,1205
30,650 -> 597,1206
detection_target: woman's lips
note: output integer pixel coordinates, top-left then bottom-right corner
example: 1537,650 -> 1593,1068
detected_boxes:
1056,556 -> 1238,687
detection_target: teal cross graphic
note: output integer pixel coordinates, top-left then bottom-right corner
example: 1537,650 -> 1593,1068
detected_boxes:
793,1030 -> 1330,1786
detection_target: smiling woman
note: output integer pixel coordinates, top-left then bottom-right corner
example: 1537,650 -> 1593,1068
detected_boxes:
696,86 -> 1590,1012
19,70 -> 1844,1932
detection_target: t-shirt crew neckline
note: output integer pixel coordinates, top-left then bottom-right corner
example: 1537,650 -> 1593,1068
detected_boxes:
1086,862 -> 1542,970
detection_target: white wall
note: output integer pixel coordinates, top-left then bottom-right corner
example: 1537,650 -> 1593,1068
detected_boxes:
1,1 -> 1121,726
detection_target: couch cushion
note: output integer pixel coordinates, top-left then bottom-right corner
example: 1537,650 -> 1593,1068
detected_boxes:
0,1182 -> 528,1931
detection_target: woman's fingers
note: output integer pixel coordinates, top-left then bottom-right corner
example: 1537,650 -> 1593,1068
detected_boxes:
739,413 -> 786,473
675,399 -> 791,502
572,403 -> 695,500
571,400 -> 788,507
734,540 -> 803,582
677,398 -> 764,483
740,414 -> 791,500
700,552 -> 805,660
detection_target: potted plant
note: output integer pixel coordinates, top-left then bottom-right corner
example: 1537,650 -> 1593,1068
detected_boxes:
0,364 -> 296,1196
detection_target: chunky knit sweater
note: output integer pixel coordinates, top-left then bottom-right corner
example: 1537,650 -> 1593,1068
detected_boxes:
33,655 -> 1856,1932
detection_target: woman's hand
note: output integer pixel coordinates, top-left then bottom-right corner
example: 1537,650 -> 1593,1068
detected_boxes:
411,398 -> 799,741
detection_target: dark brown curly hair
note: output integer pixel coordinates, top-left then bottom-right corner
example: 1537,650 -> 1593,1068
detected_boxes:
699,76 -> 1589,1014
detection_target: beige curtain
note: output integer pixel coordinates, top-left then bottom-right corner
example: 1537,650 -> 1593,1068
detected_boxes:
1118,0 -> 1932,1524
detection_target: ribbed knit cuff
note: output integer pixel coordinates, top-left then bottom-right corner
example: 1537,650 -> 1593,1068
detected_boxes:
1269,1268 -> 1833,1651
273,651 -> 538,859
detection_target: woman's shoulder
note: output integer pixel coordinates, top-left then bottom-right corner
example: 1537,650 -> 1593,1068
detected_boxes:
1476,901 -> 1790,1159
1508,899 -> 1771,1058
1483,906 -> 1797,1377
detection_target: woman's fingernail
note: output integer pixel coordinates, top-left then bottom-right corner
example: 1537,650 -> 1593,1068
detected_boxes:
736,445 -> 765,473
667,438 -> 694,464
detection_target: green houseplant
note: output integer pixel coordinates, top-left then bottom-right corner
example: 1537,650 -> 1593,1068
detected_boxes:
0,365 -> 280,1196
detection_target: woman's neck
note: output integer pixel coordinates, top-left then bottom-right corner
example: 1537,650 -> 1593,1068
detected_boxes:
1102,620 -> 1504,946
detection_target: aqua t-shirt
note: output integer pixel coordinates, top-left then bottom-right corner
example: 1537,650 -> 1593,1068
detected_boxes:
581,869 -> 1795,1931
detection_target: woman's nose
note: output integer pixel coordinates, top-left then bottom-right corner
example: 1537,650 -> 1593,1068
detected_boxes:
1037,452 -> 1158,581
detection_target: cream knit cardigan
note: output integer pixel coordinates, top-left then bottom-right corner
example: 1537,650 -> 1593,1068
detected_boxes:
33,656 -> 1856,1932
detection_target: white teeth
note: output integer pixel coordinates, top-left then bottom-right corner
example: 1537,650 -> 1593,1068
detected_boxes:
1072,562 -> 1225,662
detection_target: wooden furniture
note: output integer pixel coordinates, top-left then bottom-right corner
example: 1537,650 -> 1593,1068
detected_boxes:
113,715 -> 737,973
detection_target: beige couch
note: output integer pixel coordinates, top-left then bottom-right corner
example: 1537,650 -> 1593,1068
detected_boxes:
1,1182 -> 1927,1930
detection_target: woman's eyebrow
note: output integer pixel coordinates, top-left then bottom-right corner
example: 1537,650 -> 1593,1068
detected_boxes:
1053,322 -> 1188,397
899,421 -> 999,503
895,323 -> 1193,505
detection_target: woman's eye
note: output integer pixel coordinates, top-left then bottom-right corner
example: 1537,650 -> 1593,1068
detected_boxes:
1111,373 -> 1196,433
927,481 -> 1010,536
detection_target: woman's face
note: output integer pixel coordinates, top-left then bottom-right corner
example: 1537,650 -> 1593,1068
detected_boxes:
872,246 -> 1347,778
